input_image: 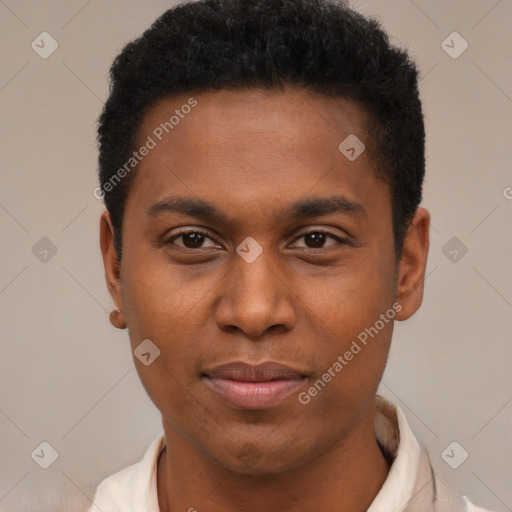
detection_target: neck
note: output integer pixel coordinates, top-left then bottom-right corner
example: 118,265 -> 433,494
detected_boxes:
157,404 -> 390,512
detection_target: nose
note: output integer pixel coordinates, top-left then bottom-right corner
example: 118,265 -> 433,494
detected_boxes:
214,250 -> 296,338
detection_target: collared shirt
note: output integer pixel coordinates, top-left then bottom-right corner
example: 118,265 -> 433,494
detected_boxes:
87,395 -> 494,512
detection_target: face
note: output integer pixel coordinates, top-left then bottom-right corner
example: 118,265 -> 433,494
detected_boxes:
100,86 -> 429,474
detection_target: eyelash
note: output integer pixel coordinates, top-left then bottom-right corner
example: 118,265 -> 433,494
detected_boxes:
164,227 -> 347,251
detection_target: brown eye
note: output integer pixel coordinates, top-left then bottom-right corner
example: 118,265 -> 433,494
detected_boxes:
304,232 -> 330,248
291,229 -> 346,250
166,230 -> 219,249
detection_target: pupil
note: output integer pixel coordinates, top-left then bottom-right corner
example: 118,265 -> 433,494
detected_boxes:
306,233 -> 325,248
183,233 -> 204,248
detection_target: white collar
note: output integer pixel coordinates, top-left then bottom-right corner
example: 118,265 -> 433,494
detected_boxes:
91,394 -> 421,511
369,394 -> 421,510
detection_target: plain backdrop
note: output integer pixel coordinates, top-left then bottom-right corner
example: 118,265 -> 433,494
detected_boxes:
0,0 -> 511,510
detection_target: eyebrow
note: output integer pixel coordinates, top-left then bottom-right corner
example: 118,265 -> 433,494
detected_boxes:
148,197 -> 228,222
284,195 -> 366,220
147,195 -> 366,222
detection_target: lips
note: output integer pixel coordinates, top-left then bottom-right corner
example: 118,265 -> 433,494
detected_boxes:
203,361 -> 306,409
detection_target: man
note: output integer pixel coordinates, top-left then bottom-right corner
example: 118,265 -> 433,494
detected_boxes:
91,0 -> 494,510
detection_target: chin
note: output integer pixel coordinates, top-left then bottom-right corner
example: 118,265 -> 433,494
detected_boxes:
210,439 -> 316,476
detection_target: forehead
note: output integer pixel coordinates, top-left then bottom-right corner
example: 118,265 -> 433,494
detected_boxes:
138,86 -> 370,149
125,87 -> 387,228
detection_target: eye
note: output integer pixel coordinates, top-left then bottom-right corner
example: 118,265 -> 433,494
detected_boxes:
165,229 -> 220,249
164,228 -> 347,251
290,229 -> 347,250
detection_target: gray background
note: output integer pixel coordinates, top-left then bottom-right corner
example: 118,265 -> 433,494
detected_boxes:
0,0 -> 511,510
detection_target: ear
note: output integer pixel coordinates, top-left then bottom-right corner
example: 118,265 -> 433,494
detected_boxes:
99,210 -> 125,329
395,207 -> 430,321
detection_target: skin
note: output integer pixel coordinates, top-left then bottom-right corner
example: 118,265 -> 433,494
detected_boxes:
100,86 -> 430,512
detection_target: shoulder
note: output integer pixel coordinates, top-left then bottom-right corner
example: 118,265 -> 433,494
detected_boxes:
86,433 -> 165,512
87,463 -> 138,511
463,496 -> 498,512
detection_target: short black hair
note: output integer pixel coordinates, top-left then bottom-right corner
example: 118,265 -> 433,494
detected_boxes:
97,0 -> 425,262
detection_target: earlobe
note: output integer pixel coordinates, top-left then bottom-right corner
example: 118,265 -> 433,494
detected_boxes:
395,207 -> 430,321
99,210 -> 126,329
109,307 -> 127,330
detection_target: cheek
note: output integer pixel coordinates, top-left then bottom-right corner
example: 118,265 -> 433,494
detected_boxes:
121,255 -> 212,341
305,257 -> 395,340
300,256 -> 396,393
119,261 -> 209,401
